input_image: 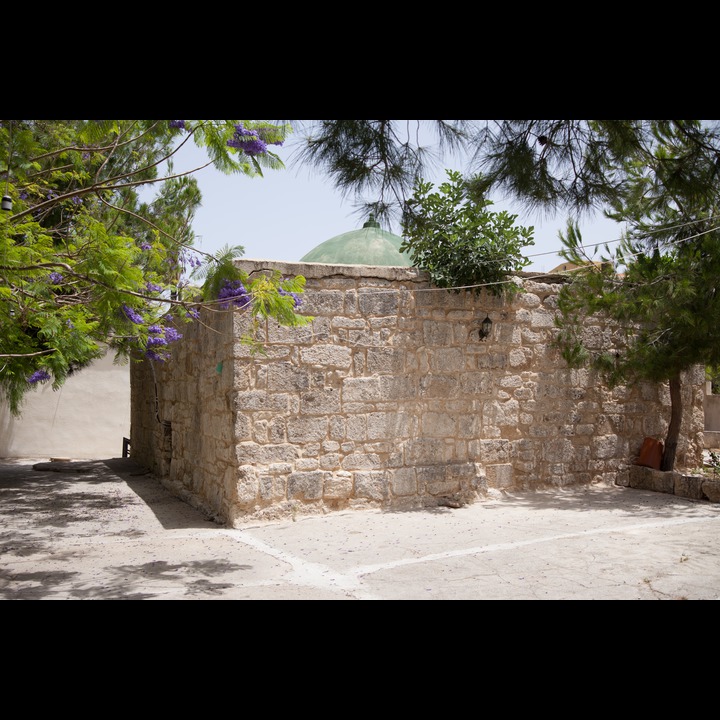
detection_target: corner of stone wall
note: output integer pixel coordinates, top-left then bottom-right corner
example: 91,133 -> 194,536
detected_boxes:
157,473 -> 226,525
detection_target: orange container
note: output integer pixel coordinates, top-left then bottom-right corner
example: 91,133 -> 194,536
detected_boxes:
636,437 -> 664,470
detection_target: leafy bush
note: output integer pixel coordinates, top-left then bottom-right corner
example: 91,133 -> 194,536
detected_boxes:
400,169 -> 534,297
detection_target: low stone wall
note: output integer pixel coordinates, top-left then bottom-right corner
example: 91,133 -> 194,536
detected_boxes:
620,464 -> 720,503
130,262 -> 706,525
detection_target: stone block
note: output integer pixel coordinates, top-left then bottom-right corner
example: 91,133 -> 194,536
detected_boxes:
236,464 -> 259,504
354,471 -> 389,501
426,478 -> 461,496
627,465 -> 675,494
287,471 -> 325,500
300,344 -> 352,368
485,463 -> 513,489
704,431 -> 720,449
702,478 -> 720,502
358,290 -> 399,317
323,472 -> 353,500
391,467 -> 417,496
674,474 -> 705,500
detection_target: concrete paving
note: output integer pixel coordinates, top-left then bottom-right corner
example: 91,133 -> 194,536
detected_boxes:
1,456 -> 720,600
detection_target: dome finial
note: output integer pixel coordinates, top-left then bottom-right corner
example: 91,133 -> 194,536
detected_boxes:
363,213 -> 380,229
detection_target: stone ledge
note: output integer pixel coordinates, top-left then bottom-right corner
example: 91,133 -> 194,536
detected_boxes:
622,464 -> 720,503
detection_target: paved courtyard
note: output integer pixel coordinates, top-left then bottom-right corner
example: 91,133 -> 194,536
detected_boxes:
1,457 -> 719,600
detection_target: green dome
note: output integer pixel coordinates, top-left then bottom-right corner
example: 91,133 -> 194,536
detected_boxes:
299,215 -> 414,266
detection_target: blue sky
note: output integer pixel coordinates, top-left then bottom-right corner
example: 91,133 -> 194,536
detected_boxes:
169,128 -> 621,274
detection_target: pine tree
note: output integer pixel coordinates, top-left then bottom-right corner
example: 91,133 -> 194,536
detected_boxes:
553,121 -> 720,470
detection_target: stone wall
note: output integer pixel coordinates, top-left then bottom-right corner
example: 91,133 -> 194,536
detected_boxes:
130,261 -> 706,525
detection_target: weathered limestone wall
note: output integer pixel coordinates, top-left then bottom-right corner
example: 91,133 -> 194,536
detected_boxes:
130,261 -> 705,525
129,299 -> 237,520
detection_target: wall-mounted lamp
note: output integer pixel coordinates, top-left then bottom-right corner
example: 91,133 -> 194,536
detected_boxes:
478,314 -> 492,341
1,195 -> 12,212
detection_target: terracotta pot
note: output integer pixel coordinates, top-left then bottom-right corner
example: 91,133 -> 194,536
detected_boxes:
636,437 -> 664,470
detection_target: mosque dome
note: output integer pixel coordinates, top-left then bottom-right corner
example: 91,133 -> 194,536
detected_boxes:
299,214 -> 414,267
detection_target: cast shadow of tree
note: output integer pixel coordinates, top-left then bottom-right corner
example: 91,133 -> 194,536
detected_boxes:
0,559 -> 256,600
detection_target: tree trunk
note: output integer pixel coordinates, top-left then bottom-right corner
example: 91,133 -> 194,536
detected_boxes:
662,373 -> 682,471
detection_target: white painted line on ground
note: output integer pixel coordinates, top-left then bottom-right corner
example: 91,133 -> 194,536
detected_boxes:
221,513 -> 720,599
347,513 -> 720,577
222,530 -> 381,599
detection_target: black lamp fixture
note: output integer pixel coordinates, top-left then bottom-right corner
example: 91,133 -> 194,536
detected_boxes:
478,314 -> 492,341
1,195 -> 12,212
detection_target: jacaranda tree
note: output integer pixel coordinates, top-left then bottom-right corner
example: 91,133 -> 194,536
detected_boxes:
0,120 -> 311,415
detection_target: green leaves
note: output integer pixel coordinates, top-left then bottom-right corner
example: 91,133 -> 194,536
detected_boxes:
554,126 -> 720,396
0,119 -> 302,416
400,169 -> 534,297
192,245 -> 312,349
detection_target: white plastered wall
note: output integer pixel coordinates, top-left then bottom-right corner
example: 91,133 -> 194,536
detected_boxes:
0,349 -> 130,459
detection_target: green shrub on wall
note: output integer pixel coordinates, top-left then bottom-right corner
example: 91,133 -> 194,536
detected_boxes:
400,170 -> 535,298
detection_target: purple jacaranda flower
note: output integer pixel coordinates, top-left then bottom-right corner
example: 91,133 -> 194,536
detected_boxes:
27,369 -> 51,384
186,308 -> 200,320
226,123 -> 284,156
122,305 -> 144,324
233,124 -> 258,137
164,326 -> 182,342
148,325 -> 163,334
279,287 -> 302,308
227,137 -> 268,155
169,120 -> 186,129
71,196 -> 83,205
48,272 -> 64,285
145,349 -> 167,362
147,336 -> 168,346
218,279 -> 251,309
145,282 -> 162,293
140,242 -> 152,251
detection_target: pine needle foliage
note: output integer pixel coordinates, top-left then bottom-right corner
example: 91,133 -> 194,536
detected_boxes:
553,122 -> 720,469
471,120 -> 720,219
293,120 -> 473,227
